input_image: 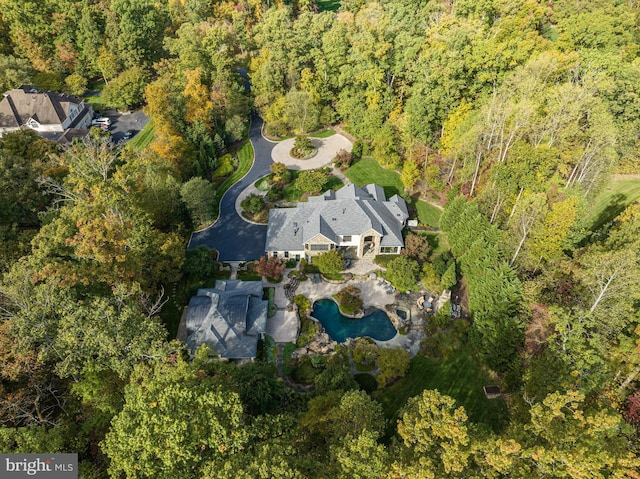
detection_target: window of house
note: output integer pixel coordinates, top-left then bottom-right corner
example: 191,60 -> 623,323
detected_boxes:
273,252 -> 278,258
342,235 -> 352,242
380,246 -> 398,254
309,244 -> 330,251
284,251 -> 289,258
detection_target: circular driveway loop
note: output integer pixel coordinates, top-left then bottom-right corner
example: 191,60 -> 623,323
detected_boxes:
271,135 -> 352,170
188,121 -> 353,261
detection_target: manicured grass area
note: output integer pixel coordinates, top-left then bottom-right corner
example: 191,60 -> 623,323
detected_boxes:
238,269 -> 261,281
84,81 -> 107,110
310,129 -> 336,138
415,201 -> 442,228
345,158 -> 404,199
254,175 -> 271,191
586,176 -> 640,232
424,232 -> 450,257
283,342 -> 297,375
212,140 -> 254,221
265,287 -> 276,318
373,350 -> 509,434
317,0 -> 341,11
345,157 -> 441,227
128,121 -> 155,150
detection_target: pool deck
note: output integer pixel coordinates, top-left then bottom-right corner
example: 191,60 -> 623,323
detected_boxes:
293,277 -> 426,357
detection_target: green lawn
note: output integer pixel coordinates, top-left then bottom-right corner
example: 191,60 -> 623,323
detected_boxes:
282,342 -> 297,375
345,157 -> 442,227
84,81 -> 107,111
345,158 -> 404,198
128,121 -> 155,151
415,202 -> 442,228
373,350 -> 509,434
586,176 -> 640,232
310,129 -> 336,138
424,232 -> 449,257
212,140 -> 254,221
317,0 -> 341,11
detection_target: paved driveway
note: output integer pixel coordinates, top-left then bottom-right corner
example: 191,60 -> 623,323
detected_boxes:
271,134 -> 352,170
103,110 -> 150,143
187,113 -> 274,261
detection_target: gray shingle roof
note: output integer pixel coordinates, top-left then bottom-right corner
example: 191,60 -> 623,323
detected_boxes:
0,86 -> 84,128
185,280 -> 268,359
265,183 -> 408,253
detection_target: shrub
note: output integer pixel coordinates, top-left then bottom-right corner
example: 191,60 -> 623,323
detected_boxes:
241,193 -> 266,214
295,169 -> 330,194
102,66 -> 149,110
402,233 -> 432,264
183,245 -> 217,281
352,338 -> 378,370
291,135 -> 314,159
180,177 -> 216,226
285,258 -> 297,268
255,256 -> 285,281
65,73 -> 88,95
212,154 -> 235,178
333,149 -> 353,170
384,256 -> 420,292
440,262 -> 458,290
291,356 -> 322,384
351,139 -> 364,159
421,263 -> 441,294
266,185 -> 284,202
313,249 -> 344,275
314,358 -> 357,394
376,348 -> 410,387
334,285 -> 363,315
432,300 -> 451,329
270,162 -> 291,184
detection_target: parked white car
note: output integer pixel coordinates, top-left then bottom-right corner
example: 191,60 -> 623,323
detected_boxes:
91,117 -> 111,127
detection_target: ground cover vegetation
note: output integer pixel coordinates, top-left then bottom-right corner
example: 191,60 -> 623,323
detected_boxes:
0,0 -> 639,477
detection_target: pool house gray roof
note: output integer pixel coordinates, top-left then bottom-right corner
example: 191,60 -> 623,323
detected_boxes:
185,280 -> 267,359
265,184 -> 409,253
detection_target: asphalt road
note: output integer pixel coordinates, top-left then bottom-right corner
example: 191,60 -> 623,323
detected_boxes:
187,112 -> 274,261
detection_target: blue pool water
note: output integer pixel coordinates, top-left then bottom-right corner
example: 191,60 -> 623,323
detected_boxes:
311,299 -> 397,343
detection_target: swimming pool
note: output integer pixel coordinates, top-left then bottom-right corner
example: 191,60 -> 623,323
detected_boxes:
311,299 -> 397,343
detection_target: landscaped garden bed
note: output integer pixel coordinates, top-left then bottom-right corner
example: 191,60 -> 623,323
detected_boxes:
333,285 -> 364,316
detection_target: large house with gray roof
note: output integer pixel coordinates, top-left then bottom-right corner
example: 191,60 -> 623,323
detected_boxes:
185,280 -> 268,361
265,184 -> 409,261
0,85 -> 93,143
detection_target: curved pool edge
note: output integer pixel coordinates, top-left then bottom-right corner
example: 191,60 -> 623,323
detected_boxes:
310,297 -> 397,343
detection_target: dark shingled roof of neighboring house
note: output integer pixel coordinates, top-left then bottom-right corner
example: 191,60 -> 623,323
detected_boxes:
185,280 -> 268,359
0,85 -> 85,128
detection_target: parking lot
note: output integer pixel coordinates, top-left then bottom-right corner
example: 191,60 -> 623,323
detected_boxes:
99,110 -> 150,143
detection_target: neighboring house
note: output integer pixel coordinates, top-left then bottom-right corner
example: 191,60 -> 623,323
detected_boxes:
265,183 -> 409,261
0,85 -> 93,143
185,280 -> 268,361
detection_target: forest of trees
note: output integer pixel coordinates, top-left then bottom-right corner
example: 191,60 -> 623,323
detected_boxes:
0,0 -> 639,477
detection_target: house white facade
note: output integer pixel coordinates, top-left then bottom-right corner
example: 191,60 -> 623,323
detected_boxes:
265,184 -> 409,261
0,85 -> 93,141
